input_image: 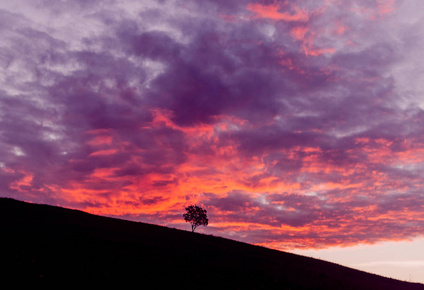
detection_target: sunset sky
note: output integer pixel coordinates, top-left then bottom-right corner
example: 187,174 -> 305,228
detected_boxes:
1,0 -> 424,283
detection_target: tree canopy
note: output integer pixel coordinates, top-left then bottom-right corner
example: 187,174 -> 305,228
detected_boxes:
183,205 -> 208,232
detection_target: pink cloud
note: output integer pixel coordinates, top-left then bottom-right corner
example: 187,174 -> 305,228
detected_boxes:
246,2 -> 309,22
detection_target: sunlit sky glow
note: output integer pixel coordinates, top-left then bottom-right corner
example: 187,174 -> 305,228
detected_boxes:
1,0 -> 424,283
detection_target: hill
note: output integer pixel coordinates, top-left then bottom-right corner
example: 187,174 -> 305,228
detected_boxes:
1,197 -> 423,289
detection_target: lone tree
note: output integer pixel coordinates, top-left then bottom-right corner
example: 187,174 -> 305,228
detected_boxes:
183,205 -> 208,232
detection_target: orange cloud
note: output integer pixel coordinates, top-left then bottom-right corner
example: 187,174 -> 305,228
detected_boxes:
377,0 -> 396,15
297,28 -> 336,56
351,0 -> 396,20
304,47 -> 336,56
10,171 -> 33,192
89,149 -> 118,156
288,23 -> 336,56
290,26 -> 308,40
247,2 -> 309,22
88,135 -> 113,146
336,23 -> 348,35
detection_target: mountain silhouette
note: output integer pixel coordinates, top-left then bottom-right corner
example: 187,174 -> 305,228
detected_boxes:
1,197 -> 423,289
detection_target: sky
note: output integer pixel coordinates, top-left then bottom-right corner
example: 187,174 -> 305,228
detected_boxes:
1,0 -> 424,283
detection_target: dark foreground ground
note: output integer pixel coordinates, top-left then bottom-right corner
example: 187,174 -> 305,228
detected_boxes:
1,197 -> 423,289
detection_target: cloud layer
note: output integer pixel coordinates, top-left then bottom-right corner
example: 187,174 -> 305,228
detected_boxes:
1,0 -> 424,250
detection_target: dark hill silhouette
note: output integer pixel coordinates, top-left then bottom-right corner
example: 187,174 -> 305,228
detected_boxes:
1,197 -> 423,289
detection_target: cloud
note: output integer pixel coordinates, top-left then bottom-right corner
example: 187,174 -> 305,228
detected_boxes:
246,2 -> 309,22
1,0 -> 424,250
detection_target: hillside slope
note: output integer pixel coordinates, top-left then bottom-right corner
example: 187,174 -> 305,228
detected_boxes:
1,197 -> 423,289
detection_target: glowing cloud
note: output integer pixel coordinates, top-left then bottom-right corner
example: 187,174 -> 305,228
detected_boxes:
247,2 -> 309,22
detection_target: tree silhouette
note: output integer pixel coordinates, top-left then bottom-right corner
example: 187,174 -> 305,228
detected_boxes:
183,205 -> 208,232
